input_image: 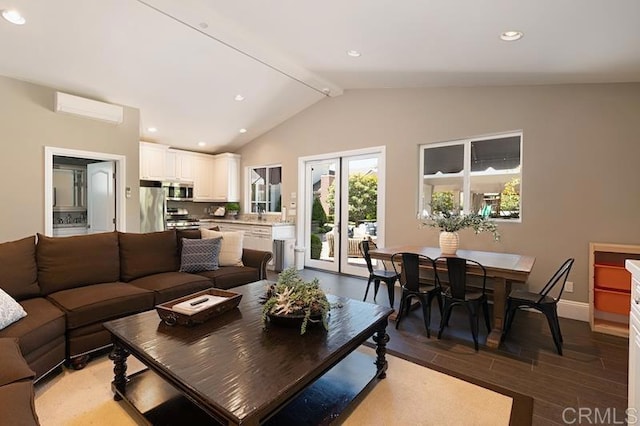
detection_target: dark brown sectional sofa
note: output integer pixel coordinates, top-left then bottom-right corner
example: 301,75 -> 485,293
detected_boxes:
0,229 -> 272,425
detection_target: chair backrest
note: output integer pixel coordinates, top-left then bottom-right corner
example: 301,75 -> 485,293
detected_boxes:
391,252 -> 438,292
359,239 -> 377,274
437,257 -> 487,300
538,258 -> 575,303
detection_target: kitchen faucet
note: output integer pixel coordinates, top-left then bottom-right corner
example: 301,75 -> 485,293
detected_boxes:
257,206 -> 265,220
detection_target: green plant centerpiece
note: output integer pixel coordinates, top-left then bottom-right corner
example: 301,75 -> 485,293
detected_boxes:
423,211 -> 500,241
261,268 -> 330,334
422,211 -> 500,255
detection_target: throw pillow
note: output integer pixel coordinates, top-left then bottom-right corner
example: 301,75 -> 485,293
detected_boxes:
0,288 -> 27,330
179,237 -> 222,273
201,229 -> 244,266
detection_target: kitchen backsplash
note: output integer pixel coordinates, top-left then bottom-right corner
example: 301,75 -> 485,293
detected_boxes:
53,211 -> 86,226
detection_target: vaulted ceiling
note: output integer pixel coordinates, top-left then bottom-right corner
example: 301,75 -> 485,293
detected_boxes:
1,0 -> 639,152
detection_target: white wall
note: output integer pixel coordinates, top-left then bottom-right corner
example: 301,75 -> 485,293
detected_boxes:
238,83 -> 640,303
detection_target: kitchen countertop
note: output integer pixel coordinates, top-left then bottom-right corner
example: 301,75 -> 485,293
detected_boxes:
53,223 -> 88,229
198,218 -> 294,227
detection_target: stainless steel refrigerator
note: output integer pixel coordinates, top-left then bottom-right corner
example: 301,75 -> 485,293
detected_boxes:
140,180 -> 166,232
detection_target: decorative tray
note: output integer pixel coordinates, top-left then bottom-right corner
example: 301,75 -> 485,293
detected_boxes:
156,288 -> 242,327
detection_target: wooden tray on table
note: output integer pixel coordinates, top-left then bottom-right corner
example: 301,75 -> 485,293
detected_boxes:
156,288 -> 242,326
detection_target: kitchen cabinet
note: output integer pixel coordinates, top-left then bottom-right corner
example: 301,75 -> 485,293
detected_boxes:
589,242 -> 640,337
166,149 -> 195,182
53,166 -> 86,211
192,154 -> 216,201
140,143 -> 240,202
139,142 -> 167,180
212,153 -> 240,202
52,225 -> 88,237
627,260 -> 640,413
199,219 -> 295,269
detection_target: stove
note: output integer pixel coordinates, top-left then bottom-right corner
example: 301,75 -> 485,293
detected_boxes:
166,208 -> 200,230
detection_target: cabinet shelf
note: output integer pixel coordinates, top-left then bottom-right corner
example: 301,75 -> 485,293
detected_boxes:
590,242 -> 640,336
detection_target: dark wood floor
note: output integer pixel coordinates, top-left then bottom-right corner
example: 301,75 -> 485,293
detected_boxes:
273,269 -> 629,426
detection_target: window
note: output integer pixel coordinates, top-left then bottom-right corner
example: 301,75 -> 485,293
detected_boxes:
419,132 -> 522,221
249,165 -> 282,213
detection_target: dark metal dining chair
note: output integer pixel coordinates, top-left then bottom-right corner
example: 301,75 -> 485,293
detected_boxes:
436,256 -> 490,351
503,258 -> 575,355
392,252 -> 442,337
360,239 -> 400,308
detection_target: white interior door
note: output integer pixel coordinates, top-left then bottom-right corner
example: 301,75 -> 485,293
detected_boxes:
87,161 -> 115,233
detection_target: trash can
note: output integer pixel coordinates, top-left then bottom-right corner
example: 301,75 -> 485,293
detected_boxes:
294,246 -> 305,270
273,239 -> 296,272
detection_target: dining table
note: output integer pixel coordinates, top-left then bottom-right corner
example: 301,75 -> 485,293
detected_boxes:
368,245 -> 536,348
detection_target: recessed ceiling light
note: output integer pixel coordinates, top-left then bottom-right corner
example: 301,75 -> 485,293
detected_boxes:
346,50 -> 361,57
199,22 -> 208,29
2,9 -> 26,25
500,31 -> 523,41
239,128 -> 247,134
234,94 -> 245,101
198,141 -> 206,147
147,127 -> 157,133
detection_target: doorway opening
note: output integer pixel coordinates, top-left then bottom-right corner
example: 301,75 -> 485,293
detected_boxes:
45,147 -> 126,236
298,147 -> 385,277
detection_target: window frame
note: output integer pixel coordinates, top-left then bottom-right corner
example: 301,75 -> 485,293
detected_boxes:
418,131 -> 523,223
246,164 -> 283,214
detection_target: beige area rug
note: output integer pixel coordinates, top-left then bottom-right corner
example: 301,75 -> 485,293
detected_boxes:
35,346 -> 525,426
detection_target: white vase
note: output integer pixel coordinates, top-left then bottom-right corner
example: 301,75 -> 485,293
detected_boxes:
439,231 -> 459,255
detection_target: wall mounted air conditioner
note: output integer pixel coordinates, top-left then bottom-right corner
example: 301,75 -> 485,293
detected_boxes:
54,92 -> 124,124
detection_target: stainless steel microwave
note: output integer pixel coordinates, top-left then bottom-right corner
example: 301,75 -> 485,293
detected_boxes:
162,181 -> 194,201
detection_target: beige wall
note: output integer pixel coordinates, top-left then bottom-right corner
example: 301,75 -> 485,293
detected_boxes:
0,75 -> 140,241
238,83 -> 640,303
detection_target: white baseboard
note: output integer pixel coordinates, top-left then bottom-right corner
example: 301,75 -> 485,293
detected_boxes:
557,299 -> 590,322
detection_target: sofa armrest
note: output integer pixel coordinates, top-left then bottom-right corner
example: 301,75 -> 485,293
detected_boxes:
0,338 -> 35,387
241,249 -> 273,280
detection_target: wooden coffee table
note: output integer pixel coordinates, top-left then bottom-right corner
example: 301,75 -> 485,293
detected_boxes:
104,280 -> 393,425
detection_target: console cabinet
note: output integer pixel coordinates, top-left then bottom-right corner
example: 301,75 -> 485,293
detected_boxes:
626,260 -> 640,413
589,242 -> 640,336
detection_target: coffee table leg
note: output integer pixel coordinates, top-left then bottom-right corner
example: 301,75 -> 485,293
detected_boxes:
373,318 -> 390,379
109,343 -> 129,401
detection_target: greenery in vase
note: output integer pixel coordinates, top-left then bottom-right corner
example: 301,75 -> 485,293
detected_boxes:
225,202 -> 240,212
423,211 -> 500,241
261,268 -> 331,334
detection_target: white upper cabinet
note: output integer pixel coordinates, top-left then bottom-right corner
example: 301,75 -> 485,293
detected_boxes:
192,154 -> 216,202
139,142 -> 240,202
166,149 -> 195,182
212,153 -> 240,202
139,142 -> 167,181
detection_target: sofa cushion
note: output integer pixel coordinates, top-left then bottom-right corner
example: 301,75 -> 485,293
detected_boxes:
201,229 -> 244,266
196,266 -> 260,290
0,298 -> 66,358
119,230 -> 179,282
37,232 -> 120,295
0,381 -> 39,426
47,282 -> 155,329
129,272 -> 213,304
0,338 -> 35,386
0,235 -> 40,301
179,237 -> 222,273
0,289 -> 27,330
